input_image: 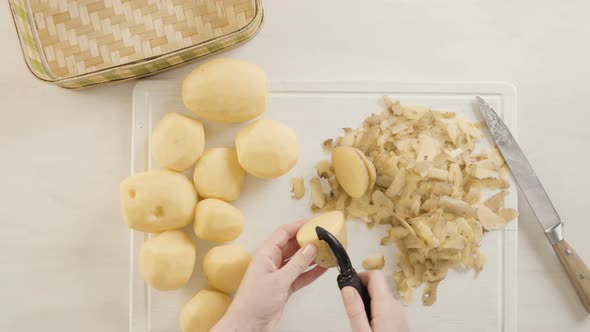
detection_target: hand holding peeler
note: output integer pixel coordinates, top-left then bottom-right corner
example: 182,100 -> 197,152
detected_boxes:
315,226 -> 372,320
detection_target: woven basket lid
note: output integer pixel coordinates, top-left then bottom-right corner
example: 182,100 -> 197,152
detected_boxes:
10,0 -> 263,88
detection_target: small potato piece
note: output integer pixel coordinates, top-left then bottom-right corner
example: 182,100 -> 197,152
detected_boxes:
363,255 -> 385,270
193,148 -> 245,201
296,211 -> 347,268
139,231 -> 196,291
316,160 -> 334,178
332,147 -> 370,198
151,113 -> 205,171
352,148 -> 377,191
120,170 -> 197,233
235,119 -> 299,179
203,244 -> 251,293
182,58 -> 267,123
194,199 -> 244,243
290,176 -> 305,199
180,289 -> 231,332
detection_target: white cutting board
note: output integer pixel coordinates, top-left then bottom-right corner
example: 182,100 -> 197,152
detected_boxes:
129,81 -> 518,332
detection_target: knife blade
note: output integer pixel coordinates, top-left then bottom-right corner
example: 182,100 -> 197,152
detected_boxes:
475,96 -> 563,244
476,96 -> 590,312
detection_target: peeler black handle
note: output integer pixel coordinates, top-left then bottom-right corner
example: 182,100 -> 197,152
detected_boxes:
337,271 -> 372,321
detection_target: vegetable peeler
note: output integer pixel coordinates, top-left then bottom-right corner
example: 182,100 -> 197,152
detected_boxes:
315,226 -> 372,320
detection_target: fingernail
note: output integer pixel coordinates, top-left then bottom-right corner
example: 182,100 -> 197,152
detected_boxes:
342,287 -> 357,304
302,244 -> 318,259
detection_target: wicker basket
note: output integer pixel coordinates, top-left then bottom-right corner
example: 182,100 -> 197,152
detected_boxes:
9,0 -> 264,89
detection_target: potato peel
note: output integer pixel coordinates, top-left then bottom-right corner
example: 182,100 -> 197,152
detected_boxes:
304,98 -> 516,305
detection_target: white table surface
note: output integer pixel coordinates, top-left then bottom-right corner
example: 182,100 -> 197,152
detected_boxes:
1,1 -> 589,331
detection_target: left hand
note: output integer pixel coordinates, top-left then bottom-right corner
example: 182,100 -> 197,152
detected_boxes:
212,219 -> 327,332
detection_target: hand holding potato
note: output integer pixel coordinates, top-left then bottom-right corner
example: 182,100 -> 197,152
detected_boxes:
212,220 -> 327,332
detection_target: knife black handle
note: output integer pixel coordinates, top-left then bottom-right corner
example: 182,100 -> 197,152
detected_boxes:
338,271 -> 372,321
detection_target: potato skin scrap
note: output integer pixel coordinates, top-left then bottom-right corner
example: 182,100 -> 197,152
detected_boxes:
322,139 -> 334,152
316,160 -> 334,178
290,177 -> 305,199
477,204 -> 506,231
484,191 -> 508,212
385,169 -> 407,198
310,178 -> 326,208
422,281 -> 440,306
498,208 -> 519,222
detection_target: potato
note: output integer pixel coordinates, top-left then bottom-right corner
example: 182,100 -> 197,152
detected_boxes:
194,199 -> 244,243
180,289 -> 231,332
193,148 -> 245,201
120,170 -> 197,233
296,211 -> 347,268
182,58 -> 268,123
139,231 -> 196,291
203,244 -> 251,293
363,255 -> 385,270
332,146 -> 369,198
151,113 -> 205,171
235,119 -> 299,179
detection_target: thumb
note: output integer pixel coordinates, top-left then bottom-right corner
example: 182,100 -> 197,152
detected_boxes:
278,244 -> 318,284
341,287 -> 372,332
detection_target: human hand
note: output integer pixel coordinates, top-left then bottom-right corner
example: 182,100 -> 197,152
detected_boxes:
212,219 -> 327,332
341,271 -> 408,332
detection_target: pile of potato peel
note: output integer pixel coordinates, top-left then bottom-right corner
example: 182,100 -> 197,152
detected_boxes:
299,97 -> 518,305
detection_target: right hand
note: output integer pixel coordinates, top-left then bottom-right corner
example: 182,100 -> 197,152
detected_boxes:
340,271 -> 408,332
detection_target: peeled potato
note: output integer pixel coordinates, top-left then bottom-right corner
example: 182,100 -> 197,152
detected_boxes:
120,170 -> 197,233
203,244 -> 251,293
193,148 -> 245,202
235,119 -> 299,179
194,199 -> 244,243
151,113 -> 205,171
296,211 -> 347,268
332,146 -> 369,198
139,230 -> 196,291
182,58 -> 268,123
353,148 -> 376,191
180,289 -> 231,332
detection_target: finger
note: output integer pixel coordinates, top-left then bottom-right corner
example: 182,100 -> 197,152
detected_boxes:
359,271 -> 402,319
264,219 -> 308,250
281,238 -> 301,259
277,244 -> 318,285
257,220 -> 308,269
341,287 -> 372,332
364,271 -> 392,301
291,265 -> 328,292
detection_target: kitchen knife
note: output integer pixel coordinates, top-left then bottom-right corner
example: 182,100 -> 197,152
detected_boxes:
476,96 -> 590,312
